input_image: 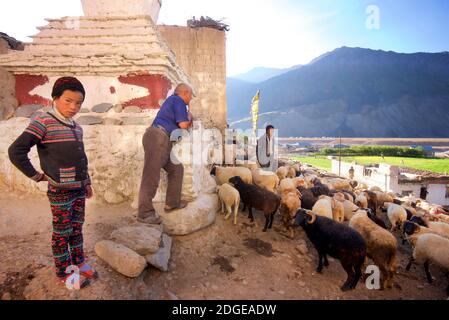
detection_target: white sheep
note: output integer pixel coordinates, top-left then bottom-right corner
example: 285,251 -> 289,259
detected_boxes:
312,197 -> 334,220
405,233 -> 449,296
355,182 -> 369,191
428,221 -> 449,238
387,192 -> 397,199
279,191 -> 302,238
370,186 -> 383,192
434,214 -> 449,225
328,178 -> 353,191
355,193 -> 368,209
279,178 -> 305,195
349,211 -> 397,289
292,163 -> 301,175
404,221 -> 449,240
251,169 -> 279,193
313,196 -> 344,222
374,191 -> 395,208
332,192 -> 346,203
383,202 -> 408,232
217,183 -> 240,225
279,178 -> 296,195
287,166 -> 296,179
342,200 -> 360,221
292,177 -> 307,188
211,166 -> 253,186
276,166 -> 289,181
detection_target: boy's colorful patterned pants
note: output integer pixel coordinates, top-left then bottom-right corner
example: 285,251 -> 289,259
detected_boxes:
47,185 -> 86,278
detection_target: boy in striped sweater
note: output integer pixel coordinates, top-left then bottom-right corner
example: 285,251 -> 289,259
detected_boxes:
9,77 -> 98,288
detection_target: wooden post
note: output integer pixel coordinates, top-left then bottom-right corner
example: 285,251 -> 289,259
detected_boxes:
338,135 -> 342,177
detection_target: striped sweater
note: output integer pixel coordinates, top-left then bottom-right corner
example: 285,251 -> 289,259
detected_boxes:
8,112 -> 91,190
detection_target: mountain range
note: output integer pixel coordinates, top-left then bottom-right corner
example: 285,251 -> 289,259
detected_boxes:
227,47 -> 449,138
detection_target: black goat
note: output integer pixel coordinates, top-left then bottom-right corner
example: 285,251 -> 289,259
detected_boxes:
294,209 -> 367,291
366,208 -> 387,229
297,186 -> 318,210
229,176 -> 281,232
409,215 -> 429,228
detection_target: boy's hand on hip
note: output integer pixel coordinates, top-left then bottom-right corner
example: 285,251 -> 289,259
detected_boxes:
86,185 -> 94,199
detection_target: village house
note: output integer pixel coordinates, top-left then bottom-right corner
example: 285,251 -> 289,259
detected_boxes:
332,159 -> 449,206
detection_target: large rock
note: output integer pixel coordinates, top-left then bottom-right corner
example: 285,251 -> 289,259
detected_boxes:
104,190 -> 125,204
14,105 -> 43,118
0,66 -> 17,121
94,240 -> 147,278
146,234 -> 172,272
160,194 -> 219,236
111,225 -> 162,255
92,103 -> 113,113
76,115 -> 103,125
23,264 -> 151,300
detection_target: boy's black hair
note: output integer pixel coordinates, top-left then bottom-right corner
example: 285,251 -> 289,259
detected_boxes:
266,125 -> 275,133
52,77 -> 86,101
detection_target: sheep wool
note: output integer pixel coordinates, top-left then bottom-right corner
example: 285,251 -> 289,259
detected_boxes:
213,166 -> 253,186
217,183 -> 241,225
349,211 -> 397,289
384,202 -> 408,231
252,169 -> 279,193
276,166 -> 289,181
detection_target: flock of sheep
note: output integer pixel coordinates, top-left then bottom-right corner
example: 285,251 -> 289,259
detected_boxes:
210,162 -> 449,296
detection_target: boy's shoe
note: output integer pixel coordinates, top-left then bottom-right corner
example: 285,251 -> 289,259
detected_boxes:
78,263 -> 99,280
59,274 -> 91,289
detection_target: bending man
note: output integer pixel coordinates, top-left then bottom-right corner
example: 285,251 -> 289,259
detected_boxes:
137,83 -> 194,224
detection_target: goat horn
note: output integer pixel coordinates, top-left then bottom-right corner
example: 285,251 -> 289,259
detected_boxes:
306,211 -> 317,224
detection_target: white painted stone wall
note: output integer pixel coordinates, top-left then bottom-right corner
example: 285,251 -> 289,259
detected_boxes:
0,118 -> 217,206
427,184 -> 449,206
331,159 -> 392,191
81,0 -> 162,23
29,75 -> 173,113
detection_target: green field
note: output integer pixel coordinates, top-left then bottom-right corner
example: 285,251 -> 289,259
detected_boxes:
292,156 -> 449,174
341,156 -> 449,174
292,156 -> 332,171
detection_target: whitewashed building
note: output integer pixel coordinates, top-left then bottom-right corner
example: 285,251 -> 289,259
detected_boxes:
331,159 -> 449,206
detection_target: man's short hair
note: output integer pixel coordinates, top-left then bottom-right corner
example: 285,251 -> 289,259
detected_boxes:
175,83 -> 192,96
266,125 -> 275,133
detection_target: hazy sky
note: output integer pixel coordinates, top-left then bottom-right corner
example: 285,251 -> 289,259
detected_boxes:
0,0 -> 448,76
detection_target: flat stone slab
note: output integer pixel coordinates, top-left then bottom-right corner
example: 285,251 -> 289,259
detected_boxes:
121,117 -> 147,126
111,225 -> 163,255
15,105 -> 43,118
146,234 -> 172,272
124,106 -> 142,113
76,115 -> 103,125
92,103 -> 113,113
160,194 -> 219,236
95,240 -> 147,278
103,118 -> 124,126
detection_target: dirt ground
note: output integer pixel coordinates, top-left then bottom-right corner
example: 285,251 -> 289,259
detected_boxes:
0,192 -> 447,300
